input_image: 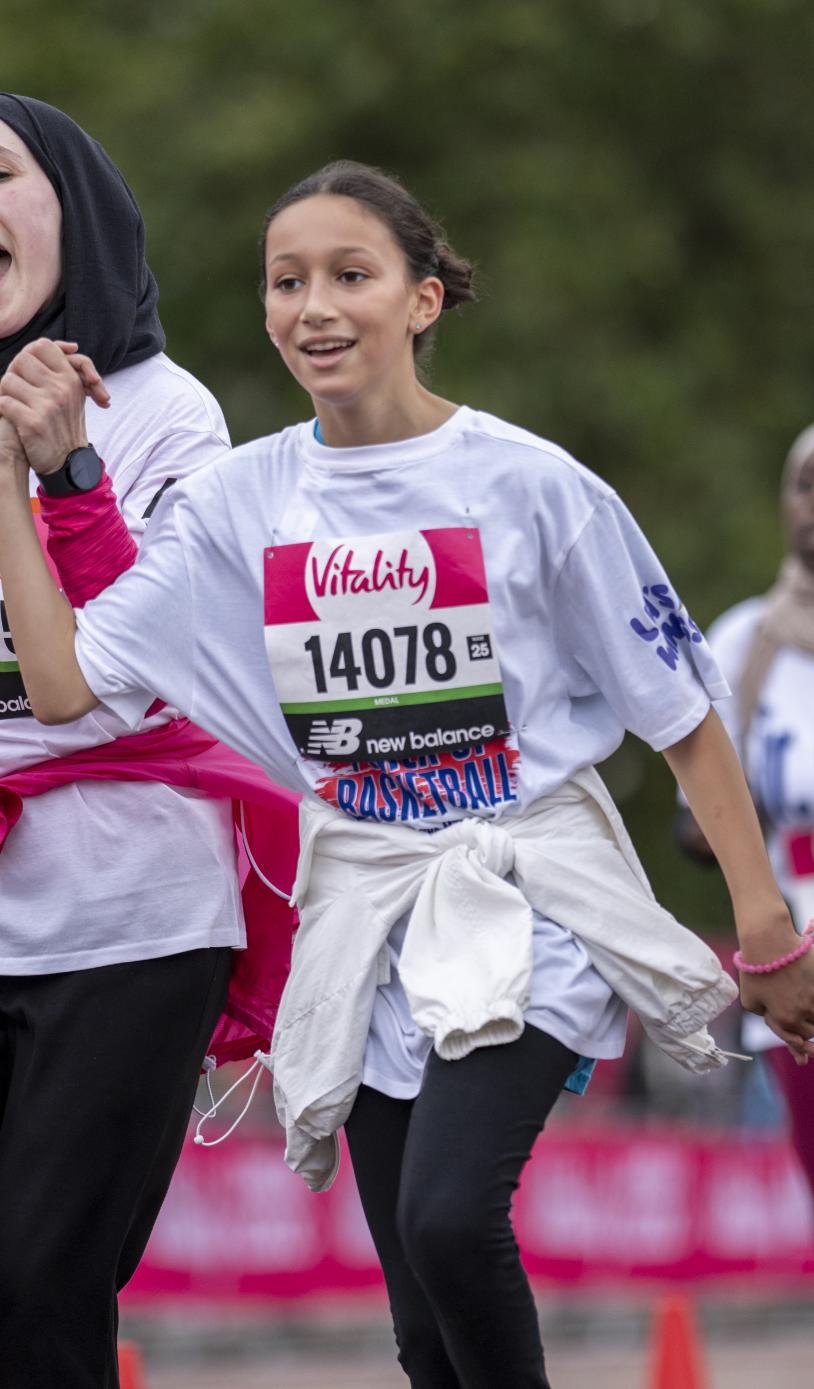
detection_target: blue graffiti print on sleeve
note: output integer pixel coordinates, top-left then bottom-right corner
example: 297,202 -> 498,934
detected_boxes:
629,583 -> 704,672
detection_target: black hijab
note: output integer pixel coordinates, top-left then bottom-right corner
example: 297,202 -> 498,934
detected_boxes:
0,94 -> 165,374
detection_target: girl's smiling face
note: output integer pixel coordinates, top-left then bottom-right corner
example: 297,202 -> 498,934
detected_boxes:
263,193 -> 439,412
0,121 -> 62,338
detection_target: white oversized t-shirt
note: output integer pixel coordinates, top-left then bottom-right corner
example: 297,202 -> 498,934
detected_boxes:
0,353 -> 244,972
74,407 -> 727,1078
706,599 -> 814,1051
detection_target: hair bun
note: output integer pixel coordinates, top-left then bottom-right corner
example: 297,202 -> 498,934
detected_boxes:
434,241 -> 476,312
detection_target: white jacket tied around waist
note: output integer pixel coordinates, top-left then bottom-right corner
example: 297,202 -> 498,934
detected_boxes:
270,767 -> 738,1192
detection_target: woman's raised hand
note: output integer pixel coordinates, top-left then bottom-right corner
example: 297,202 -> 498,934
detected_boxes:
53,342 -> 111,408
0,339 -> 109,477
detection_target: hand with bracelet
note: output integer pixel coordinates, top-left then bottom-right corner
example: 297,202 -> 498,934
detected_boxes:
663,711 -> 814,1064
736,914 -> 814,1059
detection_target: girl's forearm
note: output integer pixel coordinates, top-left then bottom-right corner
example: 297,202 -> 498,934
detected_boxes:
662,707 -> 796,957
0,468 -> 98,723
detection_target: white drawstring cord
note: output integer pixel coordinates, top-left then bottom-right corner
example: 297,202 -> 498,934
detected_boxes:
192,807 -> 292,1149
192,1050 -> 272,1147
682,1036 -> 752,1063
239,802 -> 292,901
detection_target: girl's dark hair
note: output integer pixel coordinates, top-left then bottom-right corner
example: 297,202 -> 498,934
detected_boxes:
260,160 -> 475,358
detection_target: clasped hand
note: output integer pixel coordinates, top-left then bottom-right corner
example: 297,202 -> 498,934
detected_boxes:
740,947 -> 814,1065
0,339 -> 109,475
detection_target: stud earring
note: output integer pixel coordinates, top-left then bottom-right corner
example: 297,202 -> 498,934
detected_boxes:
414,321 -> 423,333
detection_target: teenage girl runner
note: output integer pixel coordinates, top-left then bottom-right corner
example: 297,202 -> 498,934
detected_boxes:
2,161 -> 814,1389
0,95 -> 242,1388
677,427 -> 814,1195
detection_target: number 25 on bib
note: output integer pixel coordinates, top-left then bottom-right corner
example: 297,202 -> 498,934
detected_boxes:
264,527 -> 511,762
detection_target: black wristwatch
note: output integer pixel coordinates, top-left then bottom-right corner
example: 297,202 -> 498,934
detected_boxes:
38,444 -> 104,497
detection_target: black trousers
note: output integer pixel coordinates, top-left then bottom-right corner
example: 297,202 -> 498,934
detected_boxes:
0,947 -> 231,1389
344,1026 -> 577,1389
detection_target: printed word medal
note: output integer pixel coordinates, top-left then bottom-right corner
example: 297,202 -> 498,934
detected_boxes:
264,527 -> 510,762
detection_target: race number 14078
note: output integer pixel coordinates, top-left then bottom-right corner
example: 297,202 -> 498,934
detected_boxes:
304,622 -> 458,694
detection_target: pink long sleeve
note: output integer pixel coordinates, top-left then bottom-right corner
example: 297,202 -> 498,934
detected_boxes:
37,467 -> 137,608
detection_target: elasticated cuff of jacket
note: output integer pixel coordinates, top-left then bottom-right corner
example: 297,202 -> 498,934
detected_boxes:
434,1002 -> 525,1061
642,1023 -> 726,1075
664,976 -> 739,1038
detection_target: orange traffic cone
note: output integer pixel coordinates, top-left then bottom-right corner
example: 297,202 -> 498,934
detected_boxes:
118,1340 -> 148,1389
647,1295 -> 710,1389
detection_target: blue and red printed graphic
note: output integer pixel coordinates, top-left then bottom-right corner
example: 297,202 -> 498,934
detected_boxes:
314,737 -> 520,823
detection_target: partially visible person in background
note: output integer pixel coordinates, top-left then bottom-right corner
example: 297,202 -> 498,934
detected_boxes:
0,94 -> 243,1388
677,425 -> 814,1194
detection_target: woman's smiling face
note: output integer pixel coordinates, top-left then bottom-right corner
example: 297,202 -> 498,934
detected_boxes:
263,193 -> 426,408
0,120 -> 62,339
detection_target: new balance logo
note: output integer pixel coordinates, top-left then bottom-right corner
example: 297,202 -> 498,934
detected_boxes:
306,718 -> 363,756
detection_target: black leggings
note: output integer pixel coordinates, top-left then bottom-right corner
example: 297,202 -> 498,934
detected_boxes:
344,1026 -> 577,1389
0,947 -> 232,1389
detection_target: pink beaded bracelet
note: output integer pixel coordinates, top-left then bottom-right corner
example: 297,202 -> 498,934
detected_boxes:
733,920 -> 814,975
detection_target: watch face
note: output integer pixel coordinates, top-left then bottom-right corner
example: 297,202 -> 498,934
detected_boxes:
67,446 -> 103,491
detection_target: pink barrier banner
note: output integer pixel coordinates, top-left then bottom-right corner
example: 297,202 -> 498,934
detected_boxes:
122,1125 -> 814,1303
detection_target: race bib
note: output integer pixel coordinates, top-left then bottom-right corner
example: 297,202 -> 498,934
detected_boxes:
264,527 -> 510,763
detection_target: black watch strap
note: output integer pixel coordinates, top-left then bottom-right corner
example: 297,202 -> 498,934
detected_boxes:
38,445 -> 104,498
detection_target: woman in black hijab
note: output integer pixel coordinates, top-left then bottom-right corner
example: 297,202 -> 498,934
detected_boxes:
0,93 -> 163,372
0,97 -> 242,1389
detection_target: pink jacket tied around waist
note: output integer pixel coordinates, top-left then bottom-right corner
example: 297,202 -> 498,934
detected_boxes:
0,471 -> 301,1065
